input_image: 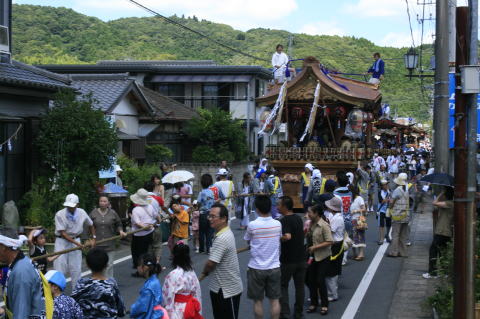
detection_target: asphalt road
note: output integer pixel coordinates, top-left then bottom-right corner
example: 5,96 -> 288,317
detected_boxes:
69,212 -> 405,319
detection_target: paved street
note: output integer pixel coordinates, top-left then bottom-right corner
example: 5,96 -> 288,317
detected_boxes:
62,211 -> 429,319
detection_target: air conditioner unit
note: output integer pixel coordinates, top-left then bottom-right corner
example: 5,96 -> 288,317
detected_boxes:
0,26 -> 10,53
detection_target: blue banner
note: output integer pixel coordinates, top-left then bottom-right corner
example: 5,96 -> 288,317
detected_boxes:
448,72 -> 480,148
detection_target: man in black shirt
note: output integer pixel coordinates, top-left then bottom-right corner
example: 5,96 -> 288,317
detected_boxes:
278,196 -> 306,319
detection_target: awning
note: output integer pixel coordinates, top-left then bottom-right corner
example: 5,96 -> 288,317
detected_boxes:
117,130 -> 139,140
149,75 -> 251,83
138,124 -> 160,137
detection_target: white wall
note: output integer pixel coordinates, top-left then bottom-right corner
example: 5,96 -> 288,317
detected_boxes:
112,97 -> 139,136
113,98 -> 138,116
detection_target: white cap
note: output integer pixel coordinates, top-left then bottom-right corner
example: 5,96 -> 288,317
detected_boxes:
114,164 -> 123,172
217,168 -> 228,176
305,163 -> 314,171
63,194 -> 79,208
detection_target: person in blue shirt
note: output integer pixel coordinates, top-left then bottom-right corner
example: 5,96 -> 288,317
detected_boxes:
366,52 -> 385,84
130,253 -> 164,319
0,230 -> 45,319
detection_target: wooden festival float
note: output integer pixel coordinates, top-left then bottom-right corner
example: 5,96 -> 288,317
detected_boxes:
256,56 -> 388,208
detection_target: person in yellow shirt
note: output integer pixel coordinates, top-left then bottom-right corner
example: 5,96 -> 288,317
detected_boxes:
301,163 -> 314,212
170,201 -> 190,247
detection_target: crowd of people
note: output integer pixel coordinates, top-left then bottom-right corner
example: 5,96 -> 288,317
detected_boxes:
0,149 -> 454,319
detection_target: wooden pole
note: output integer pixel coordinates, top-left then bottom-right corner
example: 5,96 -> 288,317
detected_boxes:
30,226 -> 152,262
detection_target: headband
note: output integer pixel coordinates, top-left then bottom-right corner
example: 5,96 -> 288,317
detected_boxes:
0,235 -> 28,250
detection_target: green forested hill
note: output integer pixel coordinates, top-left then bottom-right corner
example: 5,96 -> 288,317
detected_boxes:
11,4 -> 433,122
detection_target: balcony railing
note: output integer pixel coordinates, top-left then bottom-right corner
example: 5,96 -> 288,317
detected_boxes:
167,96 -> 247,110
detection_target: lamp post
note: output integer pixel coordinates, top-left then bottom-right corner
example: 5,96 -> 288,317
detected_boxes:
404,48 -> 419,80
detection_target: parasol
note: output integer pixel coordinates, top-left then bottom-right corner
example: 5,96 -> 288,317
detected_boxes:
420,173 -> 454,187
162,170 -> 194,184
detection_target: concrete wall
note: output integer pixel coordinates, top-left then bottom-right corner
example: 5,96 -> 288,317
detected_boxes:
175,162 -> 251,195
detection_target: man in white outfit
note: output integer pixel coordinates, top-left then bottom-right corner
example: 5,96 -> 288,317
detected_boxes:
272,44 -> 289,84
54,194 -> 96,287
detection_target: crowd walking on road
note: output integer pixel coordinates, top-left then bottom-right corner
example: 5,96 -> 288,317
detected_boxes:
0,149 -> 454,319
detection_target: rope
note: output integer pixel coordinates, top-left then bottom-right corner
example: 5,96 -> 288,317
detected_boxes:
0,124 -> 22,149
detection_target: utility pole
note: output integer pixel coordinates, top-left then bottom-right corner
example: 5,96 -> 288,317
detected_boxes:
454,5 -> 477,318
465,0 -> 477,318
287,34 -> 294,60
433,0 -> 450,173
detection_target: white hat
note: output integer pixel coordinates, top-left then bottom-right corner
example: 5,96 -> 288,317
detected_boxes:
216,168 -> 228,176
305,163 -> 314,171
130,188 -> 150,206
380,179 -> 388,184
114,164 -> 123,172
32,229 -> 46,239
346,172 -> 354,185
427,168 -> 434,175
63,194 -> 79,208
394,173 -> 408,186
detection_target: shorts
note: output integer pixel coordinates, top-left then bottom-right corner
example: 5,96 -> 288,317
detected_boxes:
247,267 -> 281,300
378,212 -> 392,228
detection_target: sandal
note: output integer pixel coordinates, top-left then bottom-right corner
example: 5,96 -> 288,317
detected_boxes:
320,307 -> 328,315
306,306 -> 317,313
354,256 -> 364,261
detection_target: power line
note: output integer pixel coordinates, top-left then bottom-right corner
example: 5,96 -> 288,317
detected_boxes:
125,0 -> 269,63
405,0 -> 417,48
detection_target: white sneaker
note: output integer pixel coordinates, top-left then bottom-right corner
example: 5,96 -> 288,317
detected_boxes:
406,242 -> 412,246
195,248 -> 200,253
422,273 -> 437,279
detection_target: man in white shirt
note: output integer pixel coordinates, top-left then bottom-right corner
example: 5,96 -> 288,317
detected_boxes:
245,195 -> 282,319
272,44 -> 289,84
372,153 -> 386,172
214,168 -> 235,220
54,194 -> 96,287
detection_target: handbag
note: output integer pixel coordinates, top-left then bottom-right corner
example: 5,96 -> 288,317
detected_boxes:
391,188 -> 410,222
356,215 -> 368,230
343,231 -> 353,250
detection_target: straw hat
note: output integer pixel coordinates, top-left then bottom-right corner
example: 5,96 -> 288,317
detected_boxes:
325,197 -> 342,212
130,188 -> 150,206
394,173 -> 408,186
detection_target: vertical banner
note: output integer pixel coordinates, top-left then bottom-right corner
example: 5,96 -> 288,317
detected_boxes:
300,82 -> 321,142
449,72 -> 480,148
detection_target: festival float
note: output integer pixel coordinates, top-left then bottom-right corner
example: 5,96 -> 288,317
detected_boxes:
256,56 -> 386,208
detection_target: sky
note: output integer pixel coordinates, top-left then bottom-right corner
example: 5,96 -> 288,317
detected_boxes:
13,0 -> 461,48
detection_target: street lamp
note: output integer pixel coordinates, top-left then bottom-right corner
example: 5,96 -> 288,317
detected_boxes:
404,47 -> 419,80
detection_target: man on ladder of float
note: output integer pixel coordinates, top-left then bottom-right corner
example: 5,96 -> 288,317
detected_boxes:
305,169 -> 328,207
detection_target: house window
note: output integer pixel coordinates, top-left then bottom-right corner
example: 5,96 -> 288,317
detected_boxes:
156,84 -> 185,103
202,84 -> 218,109
234,83 -> 247,100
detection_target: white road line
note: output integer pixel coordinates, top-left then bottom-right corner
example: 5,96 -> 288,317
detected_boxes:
341,241 -> 390,319
0,254 -> 133,307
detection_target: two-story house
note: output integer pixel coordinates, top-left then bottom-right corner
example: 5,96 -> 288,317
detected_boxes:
40,60 -> 272,156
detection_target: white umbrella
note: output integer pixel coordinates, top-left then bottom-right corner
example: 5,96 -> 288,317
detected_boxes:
162,170 -> 195,184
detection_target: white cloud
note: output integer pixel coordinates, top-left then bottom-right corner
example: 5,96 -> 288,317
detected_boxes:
379,29 -> 433,48
72,0 -> 298,30
344,0 -> 426,18
298,21 -> 345,37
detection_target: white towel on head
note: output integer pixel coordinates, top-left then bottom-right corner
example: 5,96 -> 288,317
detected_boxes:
0,234 -> 27,250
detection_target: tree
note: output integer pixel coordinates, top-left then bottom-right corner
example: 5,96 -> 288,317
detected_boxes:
186,108 -> 247,163
32,90 -> 118,219
145,144 -> 173,163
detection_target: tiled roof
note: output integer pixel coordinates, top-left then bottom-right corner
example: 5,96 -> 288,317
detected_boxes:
97,60 -> 217,66
70,74 -> 134,112
0,60 -> 71,91
139,86 -> 197,121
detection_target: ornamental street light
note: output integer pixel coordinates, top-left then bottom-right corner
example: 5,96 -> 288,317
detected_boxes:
404,47 -> 419,80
